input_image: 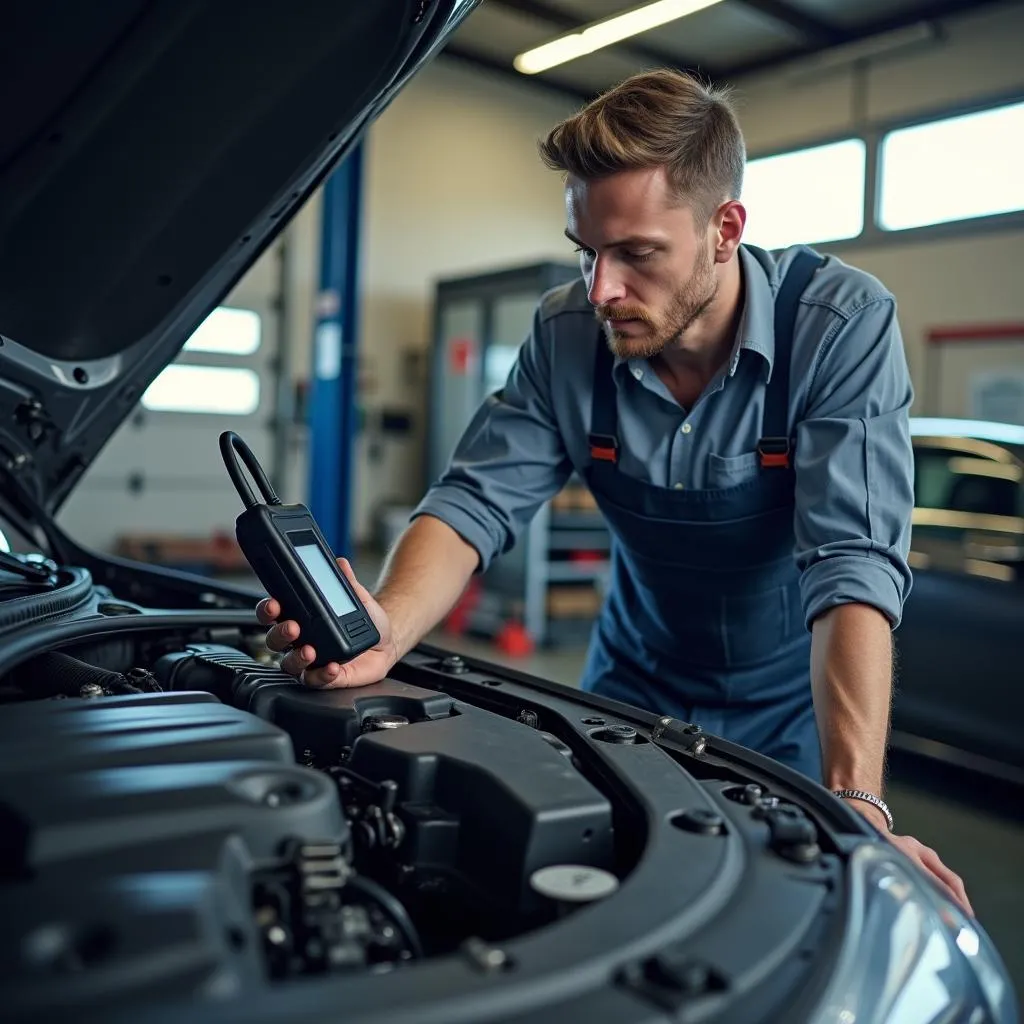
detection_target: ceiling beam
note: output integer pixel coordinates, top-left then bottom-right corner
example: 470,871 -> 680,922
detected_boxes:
733,0 -> 849,44
489,0 -> 725,79
720,0 -> 1009,81
441,44 -> 597,103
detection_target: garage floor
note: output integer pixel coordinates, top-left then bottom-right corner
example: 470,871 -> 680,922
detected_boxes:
426,630 -> 1024,998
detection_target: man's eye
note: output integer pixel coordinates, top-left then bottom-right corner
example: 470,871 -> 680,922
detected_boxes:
625,250 -> 655,263
573,245 -> 595,260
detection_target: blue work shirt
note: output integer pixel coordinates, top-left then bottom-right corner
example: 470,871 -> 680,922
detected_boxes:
413,243 -> 915,630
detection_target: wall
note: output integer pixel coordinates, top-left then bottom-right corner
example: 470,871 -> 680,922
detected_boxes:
351,59 -> 578,544
729,1 -> 1024,413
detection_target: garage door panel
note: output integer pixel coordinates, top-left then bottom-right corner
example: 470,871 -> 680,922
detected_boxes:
95,414 -> 273,474
59,480 -> 246,556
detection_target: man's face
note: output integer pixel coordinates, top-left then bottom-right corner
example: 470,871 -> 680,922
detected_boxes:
565,167 -> 722,360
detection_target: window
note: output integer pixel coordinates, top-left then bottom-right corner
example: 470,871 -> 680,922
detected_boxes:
140,306 -> 263,414
879,101 -> 1024,231
183,306 -> 262,355
741,139 -> 866,250
141,365 -> 260,415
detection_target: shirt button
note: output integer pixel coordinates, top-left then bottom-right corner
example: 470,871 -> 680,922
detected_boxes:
632,366 -> 643,380
681,423 -> 692,435
673,482 -> 684,490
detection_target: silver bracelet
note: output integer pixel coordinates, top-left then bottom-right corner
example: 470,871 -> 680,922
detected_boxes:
833,788 -> 895,832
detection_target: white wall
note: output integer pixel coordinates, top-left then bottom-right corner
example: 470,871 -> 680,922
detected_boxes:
729,1 -> 1024,414
350,59 -> 578,543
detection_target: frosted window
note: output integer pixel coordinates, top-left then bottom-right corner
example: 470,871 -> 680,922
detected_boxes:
741,139 -> 866,250
879,102 -> 1024,231
183,306 -> 262,355
142,365 -> 260,415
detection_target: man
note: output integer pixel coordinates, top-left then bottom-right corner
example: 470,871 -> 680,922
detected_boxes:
258,69 -> 970,911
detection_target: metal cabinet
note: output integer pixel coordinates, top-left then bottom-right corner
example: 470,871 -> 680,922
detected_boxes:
426,262 -> 611,647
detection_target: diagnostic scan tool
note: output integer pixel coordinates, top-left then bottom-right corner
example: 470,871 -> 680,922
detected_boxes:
220,430 -> 379,667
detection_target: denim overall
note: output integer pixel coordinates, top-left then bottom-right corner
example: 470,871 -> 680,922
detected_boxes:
579,250 -> 825,780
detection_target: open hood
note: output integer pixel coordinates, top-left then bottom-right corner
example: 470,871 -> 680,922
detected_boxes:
0,0 -> 478,525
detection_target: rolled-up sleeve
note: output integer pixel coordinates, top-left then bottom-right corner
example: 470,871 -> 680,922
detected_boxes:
794,296 -> 915,629
411,306 -> 572,572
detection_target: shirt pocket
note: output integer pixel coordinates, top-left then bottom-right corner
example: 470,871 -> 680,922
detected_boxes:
706,451 -> 761,490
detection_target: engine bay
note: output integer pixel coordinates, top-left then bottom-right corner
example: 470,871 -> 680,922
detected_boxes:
0,555 -> 866,1024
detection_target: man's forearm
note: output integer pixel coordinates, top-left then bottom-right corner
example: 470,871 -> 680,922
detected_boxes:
810,602 -> 893,805
373,515 -> 481,660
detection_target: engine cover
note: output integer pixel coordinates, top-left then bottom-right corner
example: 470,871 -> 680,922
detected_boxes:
159,645 -> 615,917
0,690 -> 348,1013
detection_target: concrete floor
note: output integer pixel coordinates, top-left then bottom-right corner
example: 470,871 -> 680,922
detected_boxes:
268,552 -> 1024,1000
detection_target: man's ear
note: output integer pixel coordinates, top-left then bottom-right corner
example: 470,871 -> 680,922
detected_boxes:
710,200 -> 746,263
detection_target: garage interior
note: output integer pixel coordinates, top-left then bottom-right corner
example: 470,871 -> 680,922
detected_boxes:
48,0 -> 1023,996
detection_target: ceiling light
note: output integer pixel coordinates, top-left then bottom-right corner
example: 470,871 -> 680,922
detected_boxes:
514,0 -> 725,75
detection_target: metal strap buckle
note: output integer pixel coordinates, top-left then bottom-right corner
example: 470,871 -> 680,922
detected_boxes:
757,436 -> 792,469
588,433 -> 618,464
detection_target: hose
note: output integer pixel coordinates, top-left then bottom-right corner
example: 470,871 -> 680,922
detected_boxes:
346,874 -> 424,960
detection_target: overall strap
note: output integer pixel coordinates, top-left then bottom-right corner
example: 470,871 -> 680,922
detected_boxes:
588,335 -> 619,464
757,247 -> 824,469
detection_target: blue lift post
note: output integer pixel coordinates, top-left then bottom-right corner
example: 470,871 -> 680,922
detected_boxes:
308,141 -> 365,556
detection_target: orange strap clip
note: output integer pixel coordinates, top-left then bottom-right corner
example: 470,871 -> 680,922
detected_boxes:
757,437 -> 792,469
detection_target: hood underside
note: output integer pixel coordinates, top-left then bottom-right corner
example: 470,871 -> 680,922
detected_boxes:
0,0 -> 477,520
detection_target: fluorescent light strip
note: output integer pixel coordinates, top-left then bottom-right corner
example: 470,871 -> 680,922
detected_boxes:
514,0 -> 725,75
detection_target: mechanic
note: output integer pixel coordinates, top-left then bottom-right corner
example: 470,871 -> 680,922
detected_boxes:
258,69 -> 971,912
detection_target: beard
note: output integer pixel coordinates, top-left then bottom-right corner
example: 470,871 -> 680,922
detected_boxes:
596,244 -> 718,360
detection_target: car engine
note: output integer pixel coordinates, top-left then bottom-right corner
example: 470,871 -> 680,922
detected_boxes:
0,555 -> 1015,1024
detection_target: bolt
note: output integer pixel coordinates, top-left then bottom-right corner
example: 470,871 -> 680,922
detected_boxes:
651,716 -> 673,740
264,783 -> 302,808
266,925 -> 287,946
463,937 -> 510,972
581,716 -> 606,726
672,809 -> 725,835
741,784 -> 763,804
691,736 -> 707,756
362,714 -> 409,732
752,795 -> 781,819
440,654 -> 468,674
79,683 -> 104,699
597,724 -> 637,744
517,709 -> 539,729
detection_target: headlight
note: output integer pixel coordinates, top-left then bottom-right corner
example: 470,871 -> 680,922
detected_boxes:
811,842 -> 1018,1024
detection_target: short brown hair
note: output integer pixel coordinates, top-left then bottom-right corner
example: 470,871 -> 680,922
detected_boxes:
539,69 -> 745,227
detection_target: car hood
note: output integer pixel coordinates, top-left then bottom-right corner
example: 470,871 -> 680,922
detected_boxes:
0,0 -> 478,525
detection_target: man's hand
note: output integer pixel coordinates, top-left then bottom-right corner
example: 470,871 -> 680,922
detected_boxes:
255,558 -> 399,689
845,799 -> 973,916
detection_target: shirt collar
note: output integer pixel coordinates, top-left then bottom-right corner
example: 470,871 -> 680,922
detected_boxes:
731,243 -> 777,380
612,243 -> 778,383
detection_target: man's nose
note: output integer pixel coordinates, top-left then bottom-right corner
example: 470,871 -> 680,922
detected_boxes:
587,257 -> 626,307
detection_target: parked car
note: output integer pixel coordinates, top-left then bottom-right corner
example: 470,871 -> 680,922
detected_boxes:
894,419 -> 1024,784
0,4 -> 1017,1024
